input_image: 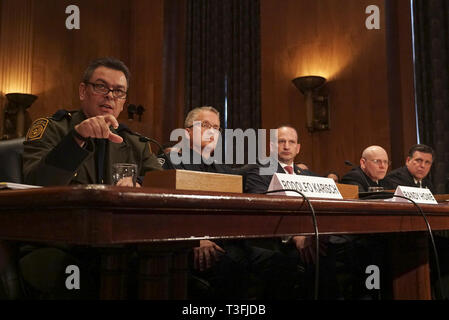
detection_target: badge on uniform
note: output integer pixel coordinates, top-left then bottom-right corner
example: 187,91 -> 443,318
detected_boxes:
26,118 -> 49,141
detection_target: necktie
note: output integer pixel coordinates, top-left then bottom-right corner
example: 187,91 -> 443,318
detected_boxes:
95,139 -> 106,184
285,165 -> 293,174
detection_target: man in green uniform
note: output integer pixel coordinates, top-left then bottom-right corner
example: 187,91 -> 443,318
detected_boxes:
23,57 -> 161,186
17,57 -> 161,299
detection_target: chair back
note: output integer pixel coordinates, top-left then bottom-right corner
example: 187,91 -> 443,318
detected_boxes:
0,138 -> 25,183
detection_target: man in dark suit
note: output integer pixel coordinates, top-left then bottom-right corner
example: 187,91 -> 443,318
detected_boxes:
160,107 -> 233,271
158,106 -> 232,174
244,126 -> 338,298
159,107 -> 295,299
245,126 -> 320,263
383,145 -> 448,297
245,126 -> 316,194
340,145 -> 393,298
341,145 -> 390,192
383,144 -> 434,192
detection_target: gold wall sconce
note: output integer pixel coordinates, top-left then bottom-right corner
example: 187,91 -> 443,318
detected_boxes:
292,76 -> 330,132
1,93 -> 37,140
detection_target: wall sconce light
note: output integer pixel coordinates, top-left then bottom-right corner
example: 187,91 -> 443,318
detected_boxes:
1,93 -> 37,139
292,76 -> 330,132
127,104 -> 137,120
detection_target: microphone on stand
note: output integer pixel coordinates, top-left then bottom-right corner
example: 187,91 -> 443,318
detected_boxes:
344,160 -> 356,168
117,125 -> 176,170
139,136 -> 176,170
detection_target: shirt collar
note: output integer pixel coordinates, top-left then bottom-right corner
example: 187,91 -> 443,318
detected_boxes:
279,161 -> 295,174
279,161 -> 294,168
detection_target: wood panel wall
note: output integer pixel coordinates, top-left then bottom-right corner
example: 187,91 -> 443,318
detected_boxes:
0,0 -> 416,176
0,0 -> 34,95
260,0 -> 416,177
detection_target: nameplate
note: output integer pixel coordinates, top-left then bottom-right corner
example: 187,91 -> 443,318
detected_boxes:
391,185 -> 437,204
267,173 -> 343,199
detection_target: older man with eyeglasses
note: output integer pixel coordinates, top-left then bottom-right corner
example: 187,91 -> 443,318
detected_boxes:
156,107 -> 299,300
158,106 -> 226,172
341,145 -> 391,192
23,57 -> 161,187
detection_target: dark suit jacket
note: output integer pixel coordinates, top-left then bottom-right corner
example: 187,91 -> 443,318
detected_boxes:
244,161 -> 317,194
383,166 -> 434,193
158,148 -> 236,174
341,166 -> 388,192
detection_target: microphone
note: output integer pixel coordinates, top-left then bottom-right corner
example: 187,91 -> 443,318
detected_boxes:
344,159 -> 372,192
344,160 -> 354,167
139,136 -> 176,170
117,124 -> 176,170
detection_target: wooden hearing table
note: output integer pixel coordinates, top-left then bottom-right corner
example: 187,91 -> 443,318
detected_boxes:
0,185 -> 448,299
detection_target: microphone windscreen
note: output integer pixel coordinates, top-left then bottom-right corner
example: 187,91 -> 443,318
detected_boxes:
344,160 -> 354,167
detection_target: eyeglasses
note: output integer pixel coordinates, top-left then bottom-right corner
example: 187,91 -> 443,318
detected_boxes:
364,158 -> 391,166
188,121 -> 222,133
85,82 -> 127,99
411,158 -> 432,166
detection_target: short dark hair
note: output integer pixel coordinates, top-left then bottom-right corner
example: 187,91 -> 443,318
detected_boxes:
408,144 -> 435,159
82,57 -> 131,88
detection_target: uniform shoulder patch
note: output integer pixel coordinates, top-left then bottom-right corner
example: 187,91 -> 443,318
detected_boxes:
26,118 -> 49,141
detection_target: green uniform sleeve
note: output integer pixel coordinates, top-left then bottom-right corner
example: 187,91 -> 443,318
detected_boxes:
23,120 -> 93,186
139,141 -> 162,183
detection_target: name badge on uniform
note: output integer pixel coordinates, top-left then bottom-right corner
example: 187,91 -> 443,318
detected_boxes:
267,173 -> 343,199
391,185 -> 437,204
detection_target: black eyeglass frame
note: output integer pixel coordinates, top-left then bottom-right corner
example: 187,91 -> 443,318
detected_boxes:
84,81 -> 128,99
187,121 -> 222,133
